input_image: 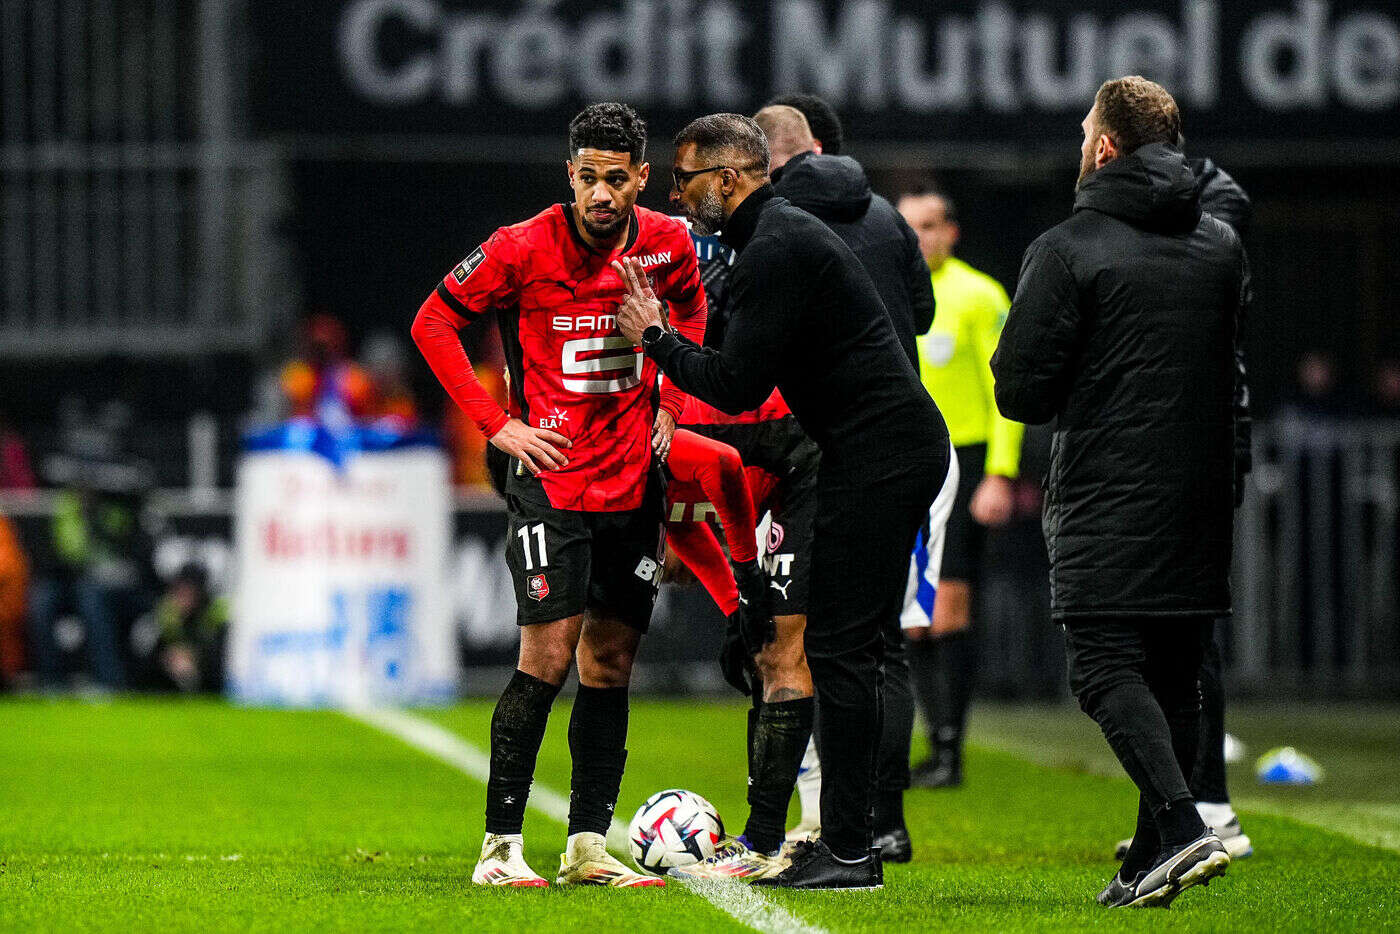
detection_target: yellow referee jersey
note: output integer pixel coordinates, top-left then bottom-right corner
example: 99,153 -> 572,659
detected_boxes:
916,256 -> 1024,478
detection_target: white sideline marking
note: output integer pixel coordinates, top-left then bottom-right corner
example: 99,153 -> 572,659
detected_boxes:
347,706 -> 828,934
678,878 -> 829,934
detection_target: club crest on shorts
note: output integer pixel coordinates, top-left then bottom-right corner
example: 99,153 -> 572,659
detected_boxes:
767,521 -> 785,554
527,574 -> 550,601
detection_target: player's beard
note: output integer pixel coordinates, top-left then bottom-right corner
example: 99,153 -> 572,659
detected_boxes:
580,206 -> 628,241
686,187 -> 726,237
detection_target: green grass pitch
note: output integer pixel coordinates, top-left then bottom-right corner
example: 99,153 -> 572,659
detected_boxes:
1,696 -> 1397,932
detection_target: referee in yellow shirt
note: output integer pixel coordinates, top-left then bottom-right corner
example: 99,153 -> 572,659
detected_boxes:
898,187 -> 1024,788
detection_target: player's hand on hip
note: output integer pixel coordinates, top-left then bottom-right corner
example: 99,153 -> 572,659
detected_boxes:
652,410 -> 675,460
489,417 -> 571,476
611,257 -> 664,344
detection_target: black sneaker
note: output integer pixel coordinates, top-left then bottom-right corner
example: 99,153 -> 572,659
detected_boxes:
752,838 -> 883,891
1126,831 -> 1230,908
1096,871 -> 1139,907
872,827 -> 912,863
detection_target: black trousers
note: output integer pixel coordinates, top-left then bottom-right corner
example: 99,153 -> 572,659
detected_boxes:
805,451 -> 947,859
1063,615 -> 1213,838
1190,622 -> 1231,804
877,621 -> 914,795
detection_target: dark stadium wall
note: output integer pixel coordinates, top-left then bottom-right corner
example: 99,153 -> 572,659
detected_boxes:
286,155 -> 1400,420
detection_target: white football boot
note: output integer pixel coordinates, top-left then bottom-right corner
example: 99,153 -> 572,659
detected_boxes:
471,833 -> 549,887
666,836 -> 790,881
556,832 -> 664,887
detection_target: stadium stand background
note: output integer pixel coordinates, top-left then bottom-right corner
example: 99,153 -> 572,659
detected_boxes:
1,0 -> 1397,696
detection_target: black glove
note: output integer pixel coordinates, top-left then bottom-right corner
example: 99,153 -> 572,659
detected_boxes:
732,559 -> 775,654
719,612 -> 755,695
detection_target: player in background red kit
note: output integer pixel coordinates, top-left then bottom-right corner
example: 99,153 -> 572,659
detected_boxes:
664,429 -> 766,617
411,103 -> 710,888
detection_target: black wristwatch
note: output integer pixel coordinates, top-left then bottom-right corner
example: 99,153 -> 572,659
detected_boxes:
640,324 -> 665,349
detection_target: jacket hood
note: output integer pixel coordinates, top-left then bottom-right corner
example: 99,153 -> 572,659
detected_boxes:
1190,158 -> 1252,237
772,151 -> 872,223
1074,143 -> 1202,234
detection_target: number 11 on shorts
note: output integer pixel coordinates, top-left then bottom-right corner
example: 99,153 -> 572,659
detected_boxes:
517,523 -> 548,570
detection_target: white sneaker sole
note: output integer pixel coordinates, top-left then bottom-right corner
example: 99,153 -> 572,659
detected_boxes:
1128,849 -> 1230,908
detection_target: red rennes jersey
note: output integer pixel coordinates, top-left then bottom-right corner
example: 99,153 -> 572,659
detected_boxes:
412,204 -> 707,512
679,388 -> 792,426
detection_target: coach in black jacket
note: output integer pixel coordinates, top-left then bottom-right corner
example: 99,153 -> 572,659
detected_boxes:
756,103 -> 936,860
991,78 -> 1247,907
616,113 -> 949,891
760,105 -> 936,372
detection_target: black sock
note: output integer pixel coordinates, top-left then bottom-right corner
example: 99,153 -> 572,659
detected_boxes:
567,684 -> 630,837
874,790 -> 905,835
908,639 -> 943,751
1155,796 -> 1206,848
935,629 -> 972,752
743,696 -> 815,854
1120,794 -> 1159,879
485,669 -> 561,835
746,683 -> 763,781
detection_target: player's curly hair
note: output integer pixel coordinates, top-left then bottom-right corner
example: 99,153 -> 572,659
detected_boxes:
568,102 -> 647,164
1093,76 -> 1181,156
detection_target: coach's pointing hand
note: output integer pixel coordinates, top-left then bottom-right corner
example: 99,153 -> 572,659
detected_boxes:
489,417 -> 571,476
612,257 -> 665,345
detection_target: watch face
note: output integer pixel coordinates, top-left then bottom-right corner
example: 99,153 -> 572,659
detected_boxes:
643,325 -> 663,344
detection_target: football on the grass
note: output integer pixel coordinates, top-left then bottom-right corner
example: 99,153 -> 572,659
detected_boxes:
628,789 -> 724,875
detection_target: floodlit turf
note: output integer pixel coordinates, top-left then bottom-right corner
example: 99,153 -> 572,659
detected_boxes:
2,697 -> 1397,932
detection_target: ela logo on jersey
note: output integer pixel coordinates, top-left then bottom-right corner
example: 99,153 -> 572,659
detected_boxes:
527,574 -> 549,601
452,245 -> 486,283
538,407 -> 569,430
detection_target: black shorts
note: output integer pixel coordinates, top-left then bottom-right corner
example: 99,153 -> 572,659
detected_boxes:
941,443 -> 987,584
505,476 -> 666,630
684,417 -> 817,615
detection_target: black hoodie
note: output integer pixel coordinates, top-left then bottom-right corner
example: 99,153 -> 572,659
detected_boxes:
1191,157 -> 1253,498
773,151 -> 936,372
990,143 -> 1250,620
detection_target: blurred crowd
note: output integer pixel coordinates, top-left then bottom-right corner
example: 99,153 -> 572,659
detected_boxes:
0,401 -> 227,695
1283,351 -> 1400,421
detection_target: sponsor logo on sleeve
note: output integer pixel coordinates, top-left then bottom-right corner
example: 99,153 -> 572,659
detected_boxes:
452,245 -> 486,283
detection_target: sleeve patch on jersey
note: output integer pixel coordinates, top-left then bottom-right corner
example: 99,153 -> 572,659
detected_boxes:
452,246 -> 486,283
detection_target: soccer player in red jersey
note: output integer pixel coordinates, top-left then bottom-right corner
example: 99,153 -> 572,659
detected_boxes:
663,429 -> 759,618
411,103 -> 708,888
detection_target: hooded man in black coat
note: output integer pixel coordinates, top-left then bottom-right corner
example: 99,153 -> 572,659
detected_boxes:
758,104 -> 936,372
991,77 -> 1248,908
755,102 -> 938,862
1111,155 -> 1257,866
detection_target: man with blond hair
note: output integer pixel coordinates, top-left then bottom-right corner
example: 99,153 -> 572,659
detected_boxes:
993,77 -> 1248,907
